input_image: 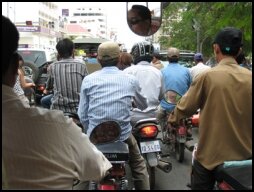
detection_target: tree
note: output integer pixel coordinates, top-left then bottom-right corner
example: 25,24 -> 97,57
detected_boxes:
159,2 -> 252,58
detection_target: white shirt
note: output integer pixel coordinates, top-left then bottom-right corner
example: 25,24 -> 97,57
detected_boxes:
189,62 -> 211,80
124,61 -> 164,112
2,84 -> 112,189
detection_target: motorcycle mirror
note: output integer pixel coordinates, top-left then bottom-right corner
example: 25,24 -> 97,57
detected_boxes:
126,2 -> 162,37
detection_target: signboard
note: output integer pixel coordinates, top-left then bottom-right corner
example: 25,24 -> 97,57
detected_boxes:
62,9 -> 69,16
16,26 -> 40,32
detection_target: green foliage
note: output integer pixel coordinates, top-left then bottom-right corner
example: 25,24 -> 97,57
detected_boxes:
159,2 -> 252,58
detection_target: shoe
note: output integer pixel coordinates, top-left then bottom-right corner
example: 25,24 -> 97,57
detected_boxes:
186,182 -> 191,188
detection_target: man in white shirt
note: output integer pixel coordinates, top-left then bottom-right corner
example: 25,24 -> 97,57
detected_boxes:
189,53 -> 211,80
124,41 -> 164,126
2,16 -> 111,190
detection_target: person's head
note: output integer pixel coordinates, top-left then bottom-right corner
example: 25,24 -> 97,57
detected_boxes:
127,5 -> 151,36
194,53 -> 203,64
213,27 -> 243,62
2,15 -> 20,87
151,52 -> 161,64
130,41 -> 154,64
97,41 -> 120,67
167,47 -> 180,63
118,52 -> 133,70
56,38 -> 74,59
18,53 -> 24,67
236,51 -> 246,65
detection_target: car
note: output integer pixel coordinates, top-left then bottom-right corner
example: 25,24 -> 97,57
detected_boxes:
160,50 -> 195,68
18,48 -> 57,104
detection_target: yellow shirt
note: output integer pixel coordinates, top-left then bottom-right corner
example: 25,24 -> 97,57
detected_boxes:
2,84 -> 112,189
169,57 -> 252,170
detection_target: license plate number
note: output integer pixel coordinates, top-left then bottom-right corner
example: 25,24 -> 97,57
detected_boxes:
140,140 -> 161,153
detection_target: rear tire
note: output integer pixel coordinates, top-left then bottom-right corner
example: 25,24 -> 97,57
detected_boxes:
176,142 -> 185,162
23,61 -> 39,82
147,164 -> 155,189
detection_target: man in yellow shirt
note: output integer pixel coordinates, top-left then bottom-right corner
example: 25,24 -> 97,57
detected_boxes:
169,27 -> 252,190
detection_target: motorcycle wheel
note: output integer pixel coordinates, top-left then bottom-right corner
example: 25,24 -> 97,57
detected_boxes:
147,165 -> 155,190
175,142 -> 185,162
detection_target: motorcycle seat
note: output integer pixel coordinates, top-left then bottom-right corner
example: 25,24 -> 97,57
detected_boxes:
215,160 -> 252,190
96,141 -> 129,162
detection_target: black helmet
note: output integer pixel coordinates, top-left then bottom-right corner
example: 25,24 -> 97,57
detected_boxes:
130,41 -> 154,64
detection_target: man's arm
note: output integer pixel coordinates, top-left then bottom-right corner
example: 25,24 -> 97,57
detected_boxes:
133,79 -> 148,110
78,80 -> 89,132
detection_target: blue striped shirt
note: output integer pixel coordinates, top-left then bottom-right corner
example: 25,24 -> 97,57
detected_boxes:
78,66 -> 148,141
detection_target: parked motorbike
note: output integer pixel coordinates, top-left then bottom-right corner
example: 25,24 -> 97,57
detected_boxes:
214,159 -> 252,190
132,118 -> 172,189
23,76 -> 36,106
89,121 -> 130,190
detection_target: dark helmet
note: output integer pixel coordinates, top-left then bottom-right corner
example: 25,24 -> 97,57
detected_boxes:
130,41 -> 154,64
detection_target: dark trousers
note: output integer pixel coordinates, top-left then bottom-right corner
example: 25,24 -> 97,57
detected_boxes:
191,159 -> 216,190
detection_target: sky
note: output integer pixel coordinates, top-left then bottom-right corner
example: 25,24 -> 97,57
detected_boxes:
56,2 -> 148,50
2,2 -> 160,51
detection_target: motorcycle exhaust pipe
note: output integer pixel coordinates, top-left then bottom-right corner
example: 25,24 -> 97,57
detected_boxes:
157,160 -> 172,173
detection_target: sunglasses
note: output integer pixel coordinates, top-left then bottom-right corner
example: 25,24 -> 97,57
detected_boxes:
128,18 -> 144,26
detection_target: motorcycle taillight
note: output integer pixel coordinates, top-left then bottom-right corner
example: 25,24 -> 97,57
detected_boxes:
99,184 -> 116,190
37,85 -> 45,91
191,114 -> 199,127
178,126 -> 186,135
139,125 -> 158,138
218,181 -> 233,190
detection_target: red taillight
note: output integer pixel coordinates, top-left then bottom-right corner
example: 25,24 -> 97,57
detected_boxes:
99,184 -> 116,190
139,125 -> 158,138
37,85 -> 45,91
178,126 -> 186,135
218,181 -> 233,190
191,114 -> 199,127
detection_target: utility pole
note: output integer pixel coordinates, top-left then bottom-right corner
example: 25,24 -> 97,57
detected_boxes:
192,18 -> 200,53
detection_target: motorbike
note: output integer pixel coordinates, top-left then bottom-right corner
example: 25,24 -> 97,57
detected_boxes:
23,76 -> 36,106
161,116 -> 193,163
89,121 -> 130,190
214,159 -> 252,190
132,118 -> 172,189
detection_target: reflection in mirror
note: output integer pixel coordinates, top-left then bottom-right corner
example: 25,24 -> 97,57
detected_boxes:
127,3 -> 161,37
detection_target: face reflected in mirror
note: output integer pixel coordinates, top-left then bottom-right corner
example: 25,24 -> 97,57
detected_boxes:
127,4 -> 160,36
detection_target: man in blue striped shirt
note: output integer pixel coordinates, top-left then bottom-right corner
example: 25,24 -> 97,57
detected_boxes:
78,41 -> 150,190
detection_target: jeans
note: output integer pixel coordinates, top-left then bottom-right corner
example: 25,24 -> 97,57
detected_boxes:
124,133 -> 150,190
40,94 -> 53,109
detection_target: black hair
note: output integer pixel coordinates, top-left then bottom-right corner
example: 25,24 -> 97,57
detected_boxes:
153,52 -> 161,60
132,5 -> 151,21
56,38 -> 74,59
99,58 -> 119,68
168,56 -> 179,63
236,51 -> 246,65
2,16 -> 19,76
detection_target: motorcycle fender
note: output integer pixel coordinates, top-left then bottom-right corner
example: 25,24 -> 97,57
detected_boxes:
177,135 -> 186,143
146,152 -> 158,167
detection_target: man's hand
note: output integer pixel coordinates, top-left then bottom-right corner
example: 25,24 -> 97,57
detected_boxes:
167,112 -> 177,127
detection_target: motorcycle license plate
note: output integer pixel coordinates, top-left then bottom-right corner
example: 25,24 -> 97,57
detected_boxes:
140,140 -> 161,153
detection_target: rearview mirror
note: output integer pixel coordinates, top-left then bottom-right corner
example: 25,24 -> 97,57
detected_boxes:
127,2 -> 162,37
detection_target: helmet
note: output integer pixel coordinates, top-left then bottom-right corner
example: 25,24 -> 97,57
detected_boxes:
130,41 -> 154,64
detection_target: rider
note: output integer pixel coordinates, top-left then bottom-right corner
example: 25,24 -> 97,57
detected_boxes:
124,41 -> 164,127
78,41 -> 150,190
156,47 -> 192,132
168,27 -> 252,190
2,15 -> 111,189
46,38 -> 88,113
